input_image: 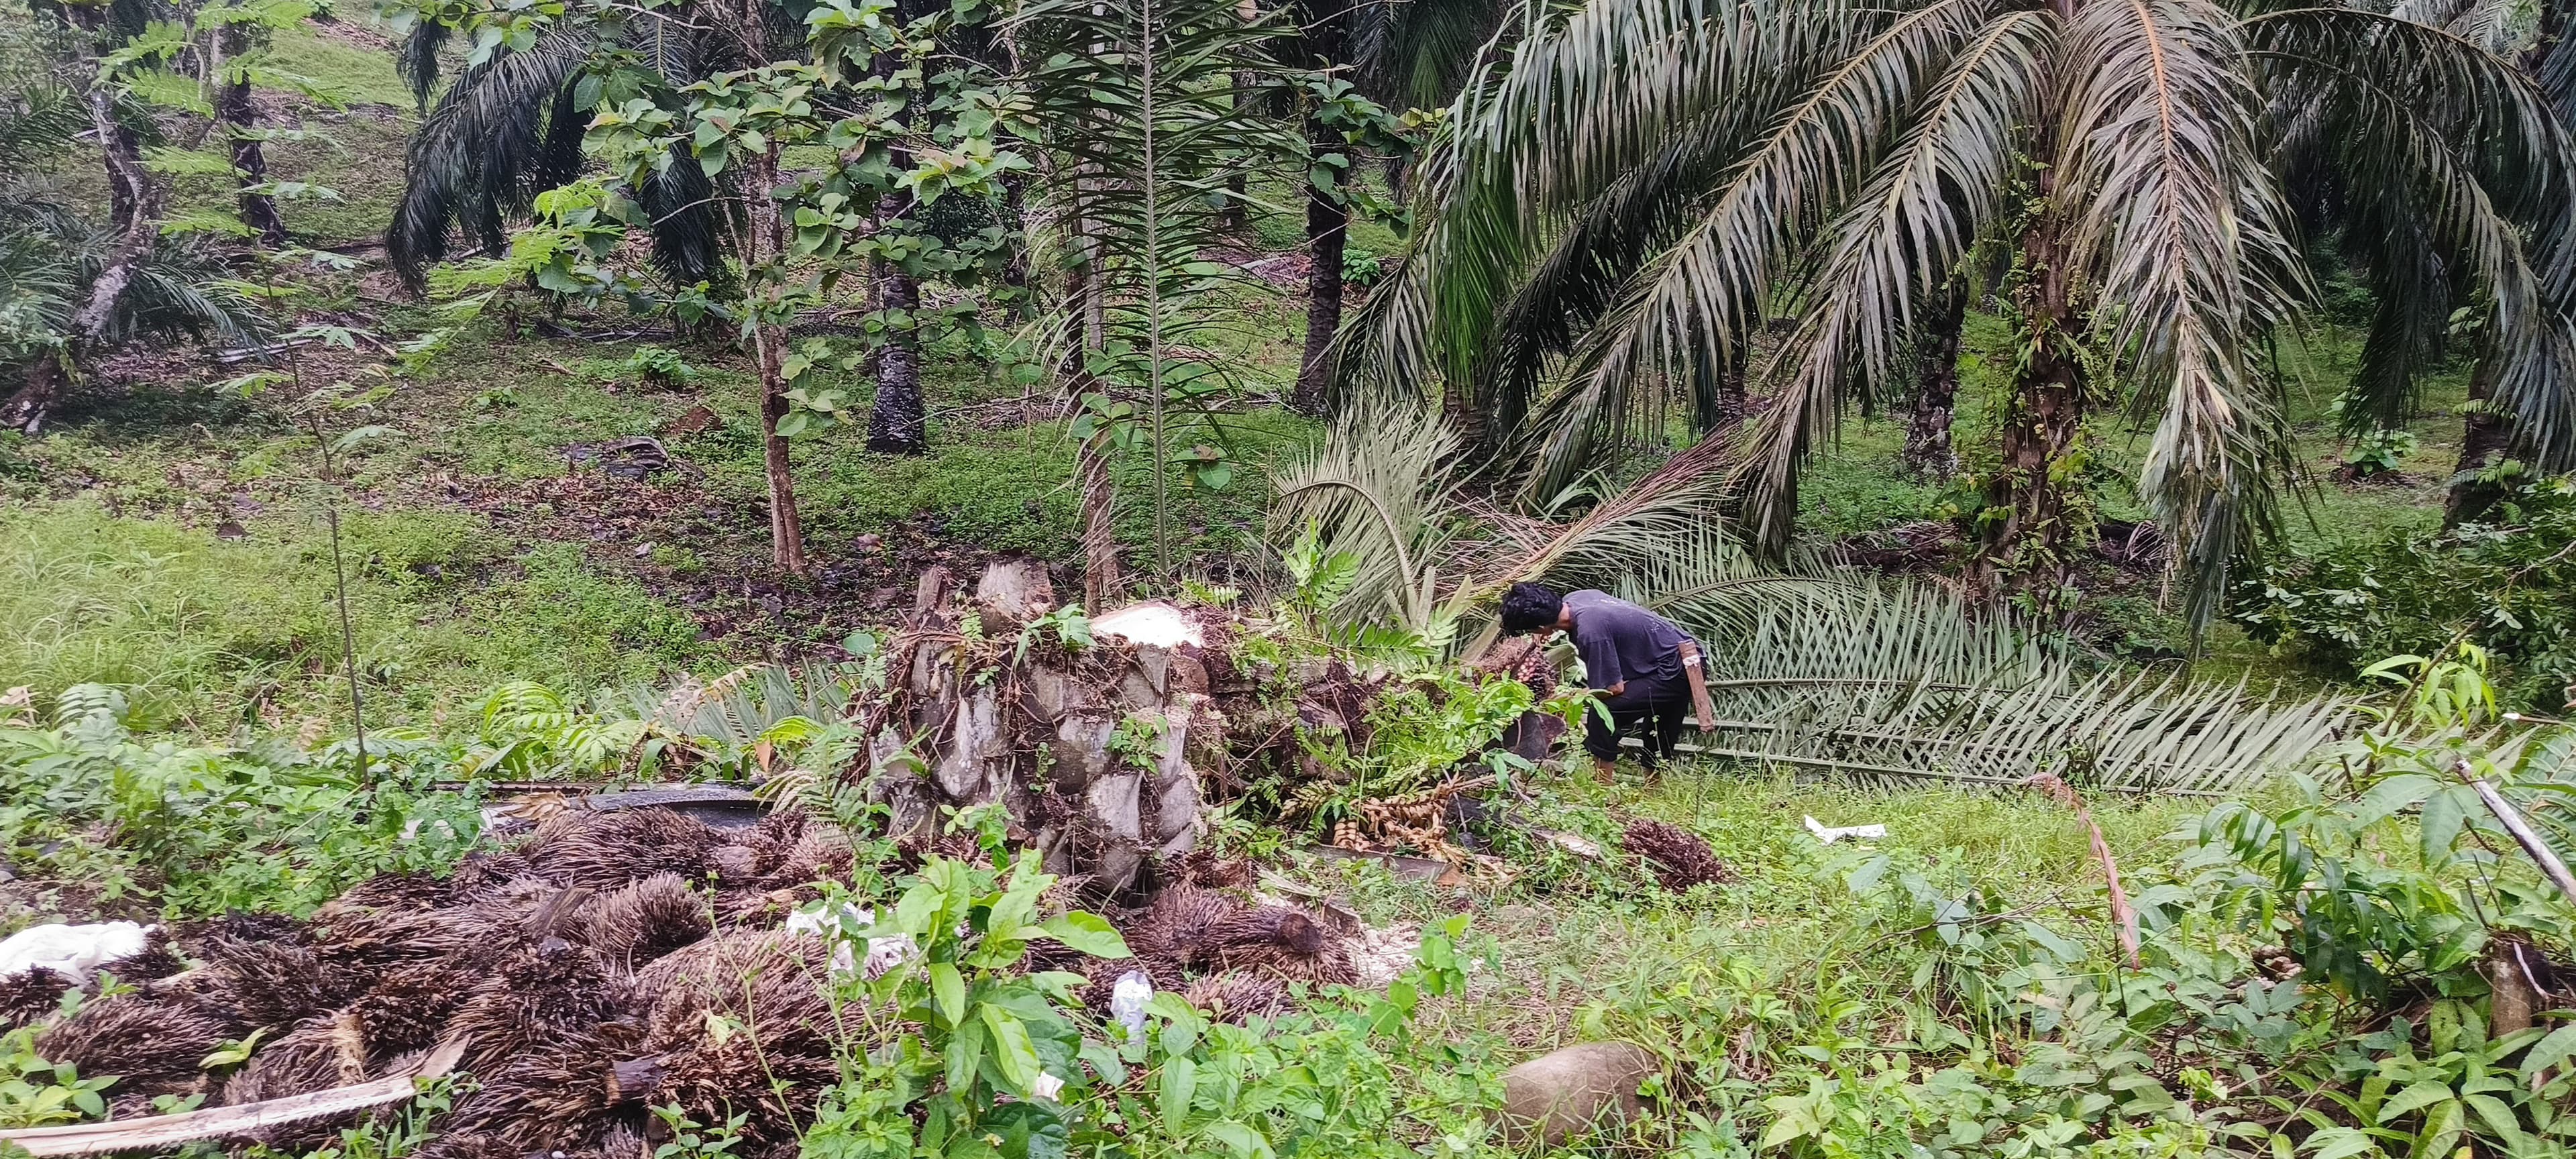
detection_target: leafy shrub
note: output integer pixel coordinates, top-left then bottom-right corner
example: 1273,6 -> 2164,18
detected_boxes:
2343,428 -> 2420,478
2232,477 -> 2576,709
0,685 -> 484,916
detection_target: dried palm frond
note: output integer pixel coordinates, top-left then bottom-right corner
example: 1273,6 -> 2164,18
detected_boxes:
1210,906 -> 1356,986
435,1023 -> 645,1148
1622,819 -> 1736,890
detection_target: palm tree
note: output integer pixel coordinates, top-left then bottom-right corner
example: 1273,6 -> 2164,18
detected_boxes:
1281,0 -> 1505,414
386,8 -> 746,292
1,84 -> 260,432
1346,0 -> 2576,624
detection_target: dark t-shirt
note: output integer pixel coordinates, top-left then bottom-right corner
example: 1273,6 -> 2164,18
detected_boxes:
1563,590 -> 1695,691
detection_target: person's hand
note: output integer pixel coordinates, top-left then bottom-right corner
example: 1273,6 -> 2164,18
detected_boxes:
1695,708 -> 1715,731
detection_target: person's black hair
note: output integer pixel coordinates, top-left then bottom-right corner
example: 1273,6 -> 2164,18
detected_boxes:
1499,582 -> 1563,635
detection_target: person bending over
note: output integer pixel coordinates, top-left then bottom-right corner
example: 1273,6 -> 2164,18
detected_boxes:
1498,582 -> 1717,783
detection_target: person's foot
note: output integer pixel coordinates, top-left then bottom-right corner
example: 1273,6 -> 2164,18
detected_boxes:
1592,757 -> 1618,785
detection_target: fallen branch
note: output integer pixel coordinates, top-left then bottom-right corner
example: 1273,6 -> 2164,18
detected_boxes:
0,1040 -> 464,1157
2025,773 -> 2140,969
2460,760 -> 2576,903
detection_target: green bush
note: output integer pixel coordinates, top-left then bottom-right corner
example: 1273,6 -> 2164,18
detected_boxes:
2231,477 -> 2576,708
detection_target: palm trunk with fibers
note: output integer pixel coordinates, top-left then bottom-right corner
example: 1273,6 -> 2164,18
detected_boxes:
1977,205 -> 2086,612
866,211 -> 928,453
217,23 -> 284,245
1903,280 -> 1967,480
1079,431 -> 1123,608
2445,360 -> 2510,527
1291,160 -> 1348,415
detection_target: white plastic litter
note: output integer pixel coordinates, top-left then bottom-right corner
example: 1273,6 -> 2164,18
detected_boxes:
0,921 -> 151,983
786,903 -> 920,979
1108,968 -> 1154,1036
1091,602 -> 1202,649
1804,816 -> 1888,844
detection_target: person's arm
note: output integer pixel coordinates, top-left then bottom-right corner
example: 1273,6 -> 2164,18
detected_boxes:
1678,640 -> 1716,730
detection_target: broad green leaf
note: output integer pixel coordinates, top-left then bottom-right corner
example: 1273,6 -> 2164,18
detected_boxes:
980,1004 -> 1044,1094
2376,1081 -> 2455,1123
2522,1024 -> 2576,1082
1036,912 -> 1130,958
929,962 -> 966,1026
1160,1054 -> 1197,1129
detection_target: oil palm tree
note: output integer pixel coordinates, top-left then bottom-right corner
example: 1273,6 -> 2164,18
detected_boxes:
1346,0 -> 2576,623
1,84 -> 260,432
385,6 -> 753,292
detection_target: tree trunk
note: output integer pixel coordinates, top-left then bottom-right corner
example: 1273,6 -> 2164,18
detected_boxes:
739,140 -> 809,575
2445,360 -> 2510,527
1904,281 -> 1967,480
867,252 -> 927,454
1079,431 -> 1122,609
216,25 -> 285,246
1291,136 -> 1347,416
1976,207 -> 2086,612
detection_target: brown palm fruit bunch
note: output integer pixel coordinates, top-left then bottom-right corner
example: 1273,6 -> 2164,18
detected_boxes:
1165,848 -> 1251,890
0,968 -> 71,1030
343,960 -> 476,1062
1622,819 -> 1736,891
323,871 -> 458,914
637,935 -> 840,1156
447,938 -> 631,1077
435,1022 -> 647,1151
445,850 -> 543,903
1182,971 -> 1291,1023
525,808 -> 722,891
197,938 -> 366,1032
767,832 -> 857,887
1126,884 -> 1238,969
1208,906 -> 1354,985
584,873 -> 712,970
38,992 -> 242,1108
107,928 -> 186,983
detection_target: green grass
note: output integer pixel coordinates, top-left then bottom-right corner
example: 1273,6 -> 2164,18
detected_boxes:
0,499 -> 717,732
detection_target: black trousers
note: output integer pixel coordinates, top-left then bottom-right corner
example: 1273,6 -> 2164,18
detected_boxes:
1582,673 -> 1690,767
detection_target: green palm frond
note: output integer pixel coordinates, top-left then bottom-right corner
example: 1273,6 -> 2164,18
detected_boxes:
1518,0 -> 1999,504
1677,583 -> 2351,794
2056,0 -> 2306,622
1268,395 -> 1462,626
1734,7 -> 2051,548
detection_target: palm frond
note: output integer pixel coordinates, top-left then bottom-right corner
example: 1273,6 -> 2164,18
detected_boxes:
1733,7 -> 2051,549
1677,583 -> 2351,794
1267,394 -> 1462,625
388,25 -> 596,288
2056,0 -> 2304,625
1517,0 -> 1997,504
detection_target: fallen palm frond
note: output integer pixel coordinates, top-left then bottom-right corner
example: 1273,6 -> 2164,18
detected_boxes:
1674,586 -> 2348,794
2025,773 -> 2139,967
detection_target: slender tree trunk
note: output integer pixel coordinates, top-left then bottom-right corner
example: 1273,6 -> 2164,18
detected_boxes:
867,252 -> 927,453
735,0 -> 805,576
1291,133 -> 1347,415
1904,280 -> 1967,480
1977,205 -> 2086,611
216,25 -> 284,245
2445,360 -> 2510,527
